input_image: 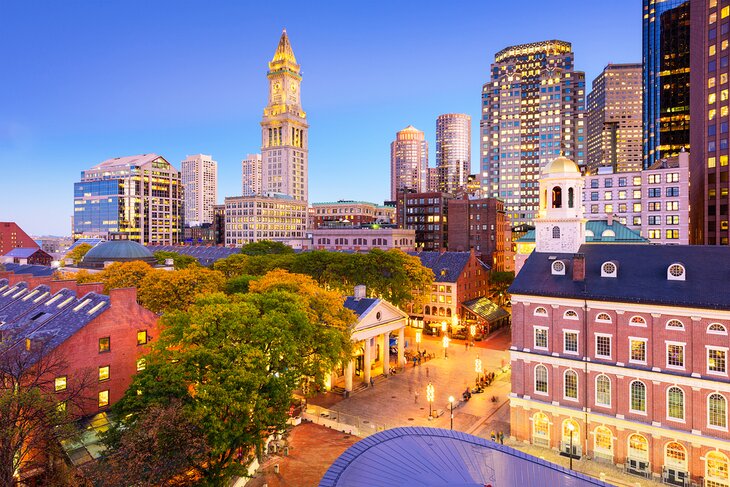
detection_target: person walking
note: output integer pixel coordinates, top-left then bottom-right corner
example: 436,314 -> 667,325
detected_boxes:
369,377 -> 375,388
426,366 -> 429,378
490,431 -> 496,442
414,390 -> 419,404
499,431 -> 504,444
465,340 -> 468,351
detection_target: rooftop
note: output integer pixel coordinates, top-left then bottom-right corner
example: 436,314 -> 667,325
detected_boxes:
517,220 -> 648,244
343,296 -> 379,319
409,251 -> 483,283
3,247 -> 45,259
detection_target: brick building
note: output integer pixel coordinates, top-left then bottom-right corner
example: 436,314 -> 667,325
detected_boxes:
2,247 -> 53,267
0,222 -> 39,256
306,224 -> 415,252
447,196 -> 508,271
311,201 -> 395,229
397,192 -> 453,251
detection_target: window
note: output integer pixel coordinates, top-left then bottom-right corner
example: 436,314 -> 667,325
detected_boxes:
533,412 -> 549,440
710,393 -> 728,429
594,426 -> 612,451
564,331 -> 578,354
564,370 -> 578,400
596,313 -> 611,323
709,323 -> 728,335
136,358 -> 147,371
709,348 -> 727,374
563,310 -> 578,320
595,374 -> 611,407
54,376 -> 67,392
552,260 -> 565,275
667,386 -> 684,421
99,337 -> 110,353
667,343 -> 685,368
98,390 -> 109,408
630,380 -> 646,413
98,366 -> 109,382
706,451 -> 729,483
630,316 -> 647,327
596,335 -> 611,359
137,330 -> 148,346
630,339 -> 647,363
666,319 -> 684,330
535,364 -> 548,394
628,434 -> 648,460
665,442 -> 686,467
534,307 -> 548,316
534,327 -> 548,349
552,226 -> 560,239
601,262 -> 616,277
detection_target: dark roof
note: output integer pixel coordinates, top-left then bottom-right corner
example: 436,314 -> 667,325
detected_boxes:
343,297 -> 379,318
462,297 -> 510,323
409,251 -> 475,282
146,245 -> 240,266
4,248 -> 45,258
320,427 -> 610,487
510,244 -> 730,310
83,240 -> 153,260
518,220 -> 648,243
67,238 -> 105,252
3,263 -> 55,277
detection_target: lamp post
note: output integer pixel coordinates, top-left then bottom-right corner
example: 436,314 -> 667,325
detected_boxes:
415,330 -> 421,352
448,396 -> 455,430
442,335 -> 449,358
474,355 -> 482,385
440,320 -> 447,337
426,382 -> 434,418
567,422 -> 575,470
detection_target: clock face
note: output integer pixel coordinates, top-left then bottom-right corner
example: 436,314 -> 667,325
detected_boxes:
290,83 -> 297,93
273,82 -> 281,93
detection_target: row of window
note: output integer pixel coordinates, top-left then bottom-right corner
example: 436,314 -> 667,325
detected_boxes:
533,365 -> 728,429
533,308 -> 719,329
98,330 -> 148,353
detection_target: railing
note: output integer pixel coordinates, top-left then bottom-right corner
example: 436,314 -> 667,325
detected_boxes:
302,404 -> 397,438
625,458 -> 652,479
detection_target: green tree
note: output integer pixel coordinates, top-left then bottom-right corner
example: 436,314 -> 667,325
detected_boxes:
224,275 -> 259,295
212,254 -> 250,278
64,243 -> 92,265
98,261 -> 154,293
489,270 -> 514,306
239,240 -> 295,256
137,267 -> 225,314
153,251 -> 200,270
112,272 -> 353,485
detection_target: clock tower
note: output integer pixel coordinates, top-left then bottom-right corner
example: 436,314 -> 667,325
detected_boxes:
261,29 -> 308,201
534,155 -> 586,253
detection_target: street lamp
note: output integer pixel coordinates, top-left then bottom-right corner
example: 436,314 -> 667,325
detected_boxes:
470,324 -> 476,339
448,395 -> 455,430
415,330 -> 421,352
442,335 -> 449,358
474,355 -> 482,385
426,382 -> 434,418
566,422 -> 575,470
440,320 -> 447,337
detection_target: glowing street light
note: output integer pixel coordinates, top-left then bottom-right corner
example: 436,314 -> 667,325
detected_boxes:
567,422 -> 575,470
442,335 -> 450,358
475,355 -> 483,384
470,324 -> 476,338
426,382 -> 434,418
415,330 -> 422,352
448,395 -> 455,430
440,320 -> 447,336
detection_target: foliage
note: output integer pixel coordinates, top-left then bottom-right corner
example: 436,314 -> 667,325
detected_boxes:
97,261 -> 155,293
489,271 -> 514,306
153,251 -> 200,270
137,267 -> 226,314
238,240 -> 295,256
112,271 -> 353,485
212,254 -> 250,278
224,275 -> 259,295
64,243 -> 93,265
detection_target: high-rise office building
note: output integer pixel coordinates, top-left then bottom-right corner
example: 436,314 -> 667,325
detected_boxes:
481,40 -> 586,228
643,0 -> 691,169
436,113 -> 471,194
242,153 -> 263,196
690,0 -> 730,245
586,64 -> 643,174
181,154 -> 217,226
73,154 -> 182,244
261,29 -> 308,201
390,126 -> 428,200
427,167 -> 439,192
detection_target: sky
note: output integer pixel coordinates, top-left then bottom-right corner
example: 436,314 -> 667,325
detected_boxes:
0,0 -> 641,236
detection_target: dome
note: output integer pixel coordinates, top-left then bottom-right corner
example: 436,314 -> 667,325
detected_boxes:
543,155 -> 580,175
79,240 -> 157,269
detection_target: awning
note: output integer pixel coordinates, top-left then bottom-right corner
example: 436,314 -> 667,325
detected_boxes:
461,297 -> 509,323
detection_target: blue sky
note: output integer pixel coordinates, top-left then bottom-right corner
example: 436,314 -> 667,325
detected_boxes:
0,0 -> 640,236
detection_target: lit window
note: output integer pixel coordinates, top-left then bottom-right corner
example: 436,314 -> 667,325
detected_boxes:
667,386 -> 684,421
707,451 -> 729,482
709,393 -> 728,429
709,323 -> 728,335
535,364 -> 548,394
666,319 -> 685,330
596,313 -> 611,323
630,316 -> 647,327
564,310 -> 578,320
564,331 -> 578,354
99,337 -> 110,353
564,370 -> 578,399
137,330 -> 148,346
630,339 -> 647,363
136,358 -> 147,371
667,343 -> 685,368
534,328 -> 548,349
709,348 -> 727,374
594,426 -> 612,451
98,390 -> 109,408
596,375 -> 611,407
534,307 -> 548,316
630,381 -> 646,413
99,366 -> 110,382
54,376 -> 67,392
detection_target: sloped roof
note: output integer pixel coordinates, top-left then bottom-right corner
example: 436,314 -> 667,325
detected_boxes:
409,251 -> 473,283
462,297 -> 510,323
510,244 -> 730,310
517,220 -> 648,243
320,427 -> 610,487
4,247 -> 45,258
343,297 -> 379,318
146,245 -> 240,266
91,154 -> 162,170
3,263 -> 55,277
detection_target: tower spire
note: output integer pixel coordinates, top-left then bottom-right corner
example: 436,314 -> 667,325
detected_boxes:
270,28 -> 298,69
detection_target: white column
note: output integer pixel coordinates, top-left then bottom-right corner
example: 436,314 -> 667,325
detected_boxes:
398,327 -> 405,369
383,332 -> 390,376
364,338 -> 371,384
345,359 -> 353,392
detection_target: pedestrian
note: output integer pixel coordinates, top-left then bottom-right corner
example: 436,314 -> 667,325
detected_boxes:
426,366 -> 429,378
369,377 -> 374,388
414,390 -> 419,404
465,340 -> 468,350
490,431 -> 496,442
499,431 -> 504,444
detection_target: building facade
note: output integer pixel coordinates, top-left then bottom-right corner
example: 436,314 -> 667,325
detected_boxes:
181,154 -> 217,226
690,0 -> 730,245
311,201 -> 396,229
73,154 -> 183,245
0,222 -> 39,256
242,153 -> 263,196
391,126 -> 428,200
447,196 -> 508,271
436,113 -> 471,194
224,195 -> 307,246
397,192 -> 452,251
643,0 -> 691,169
261,30 -> 308,202
307,225 -> 415,252
586,64 -> 643,174
427,167 -> 439,193
481,40 -> 586,228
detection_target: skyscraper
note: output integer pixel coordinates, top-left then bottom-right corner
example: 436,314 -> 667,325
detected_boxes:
390,125 -> 428,200
586,64 -> 643,174
643,0 -> 691,169
242,153 -> 263,196
261,29 -> 308,201
73,154 -> 182,244
436,113 -> 471,194
181,154 -> 217,226
481,41 -> 586,228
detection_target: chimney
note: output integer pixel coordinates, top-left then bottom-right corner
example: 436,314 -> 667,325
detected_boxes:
572,253 -> 585,282
607,214 -> 614,226
353,285 -> 366,300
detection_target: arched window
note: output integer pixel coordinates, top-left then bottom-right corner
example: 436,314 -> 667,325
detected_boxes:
568,187 -> 574,208
446,308 -> 452,317
595,374 -> 611,407
628,434 -> 649,461
552,186 -> 563,208
534,307 -> 548,316
552,226 -> 561,239
562,419 -> 579,444
535,364 -> 548,394
532,412 -> 550,446
665,442 -> 687,470
709,393 -> 728,429
424,305 -> 431,315
438,307 -> 445,317
630,380 -> 646,413
564,310 -> 578,320
667,263 -> 686,281
666,319 -> 685,330
709,323 -> 728,335
667,386 -> 685,420
630,316 -> 647,327
564,370 -> 578,399
707,451 -> 730,484
596,313 -> 612,323
594,426 -> 612,452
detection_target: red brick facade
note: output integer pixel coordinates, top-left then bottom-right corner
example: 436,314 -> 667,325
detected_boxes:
0,222 -> 39,256
447,197 -> 508,271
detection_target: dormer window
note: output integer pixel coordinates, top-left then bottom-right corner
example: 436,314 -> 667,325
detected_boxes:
534,307 -> 548,317
667,263 -> 685,281
552,226 -> 561,239
551,260 -> 566,275
601,261 -> 617,278
563,310 -> 579,320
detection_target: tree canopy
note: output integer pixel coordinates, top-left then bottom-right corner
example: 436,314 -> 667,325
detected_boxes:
238,240 -> 295,256
153,251 -> 200,270
64,243 -> 92,265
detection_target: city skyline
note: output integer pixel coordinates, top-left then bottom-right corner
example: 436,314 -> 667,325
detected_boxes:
1,1 -> 640,235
